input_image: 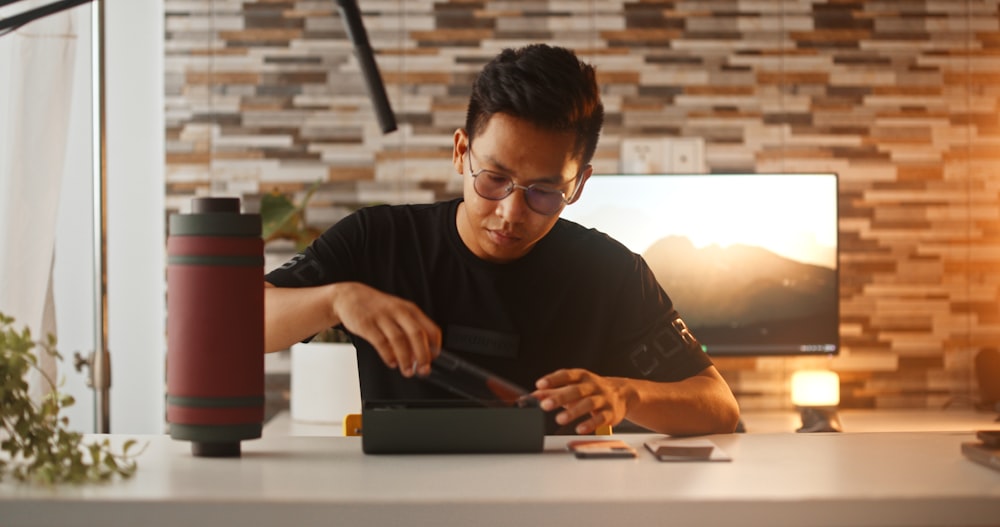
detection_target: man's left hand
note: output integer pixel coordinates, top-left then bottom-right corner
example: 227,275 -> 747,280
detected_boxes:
532,369 -> 635,435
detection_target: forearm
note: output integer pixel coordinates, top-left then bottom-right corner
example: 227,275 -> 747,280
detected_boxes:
620,368 -> 740,436
263,282 -> 340,353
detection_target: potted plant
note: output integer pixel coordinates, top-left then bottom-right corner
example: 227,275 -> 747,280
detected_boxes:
0,312 -> 141,484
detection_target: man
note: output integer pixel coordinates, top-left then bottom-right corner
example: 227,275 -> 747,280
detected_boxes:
265,44 -> 739,436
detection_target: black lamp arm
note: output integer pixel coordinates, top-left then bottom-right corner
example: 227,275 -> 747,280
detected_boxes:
0,0 -> 398,137
0,0 -> 95,36
335,0 -> 397,135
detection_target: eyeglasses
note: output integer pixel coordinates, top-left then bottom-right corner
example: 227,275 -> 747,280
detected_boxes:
467,144 -> 580,216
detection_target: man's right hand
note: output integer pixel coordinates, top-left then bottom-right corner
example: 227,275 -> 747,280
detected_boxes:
327,282 -> 441,377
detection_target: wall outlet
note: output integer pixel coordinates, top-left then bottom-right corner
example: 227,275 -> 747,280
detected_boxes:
620,138 -> 669,174
619,137 -> 705,174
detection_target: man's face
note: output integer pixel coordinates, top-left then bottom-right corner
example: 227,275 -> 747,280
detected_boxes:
451,113 -> 592,264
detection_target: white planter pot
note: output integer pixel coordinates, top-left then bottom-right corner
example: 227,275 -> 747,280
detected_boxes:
290,342 -> 361,424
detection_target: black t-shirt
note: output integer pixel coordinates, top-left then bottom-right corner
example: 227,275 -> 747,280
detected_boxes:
266,199 -> 712,405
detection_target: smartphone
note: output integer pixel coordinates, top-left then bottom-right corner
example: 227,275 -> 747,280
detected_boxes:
567,439 -> 637,459
644,438 -> 732,462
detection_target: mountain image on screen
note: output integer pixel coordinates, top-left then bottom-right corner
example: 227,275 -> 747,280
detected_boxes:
643,235 -> 838,349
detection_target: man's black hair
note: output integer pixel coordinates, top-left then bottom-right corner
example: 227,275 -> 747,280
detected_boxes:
464,44 -> 604,167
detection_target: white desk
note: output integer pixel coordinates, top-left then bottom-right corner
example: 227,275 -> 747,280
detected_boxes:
740,408 -> 998,434
2,429 -> 998,527
263,408 -> 999,436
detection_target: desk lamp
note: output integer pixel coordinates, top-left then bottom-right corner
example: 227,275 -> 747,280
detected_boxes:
791,369 -> 843,433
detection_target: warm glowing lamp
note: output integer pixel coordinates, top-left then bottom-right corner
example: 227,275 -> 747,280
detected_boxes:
791,370 -> 842,433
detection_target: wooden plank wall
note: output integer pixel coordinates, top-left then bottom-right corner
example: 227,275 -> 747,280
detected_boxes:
165,0 -> 1000,411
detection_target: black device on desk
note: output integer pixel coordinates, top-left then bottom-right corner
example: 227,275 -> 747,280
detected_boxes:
361,351 -> 545,454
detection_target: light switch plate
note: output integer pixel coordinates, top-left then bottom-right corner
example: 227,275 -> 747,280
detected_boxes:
670,138 -> 704,173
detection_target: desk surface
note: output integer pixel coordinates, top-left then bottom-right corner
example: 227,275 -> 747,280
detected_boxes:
742,408 -> 998,434
2,428 -> 999,527
265,407 -> 999,436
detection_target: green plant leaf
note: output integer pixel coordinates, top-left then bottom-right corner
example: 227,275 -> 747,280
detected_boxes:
260,192 -> 298,241
260,180 -> 323,250
0,311 -> 142,485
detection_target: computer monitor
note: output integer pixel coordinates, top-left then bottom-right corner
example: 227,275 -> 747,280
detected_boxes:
561,173 -> 839,356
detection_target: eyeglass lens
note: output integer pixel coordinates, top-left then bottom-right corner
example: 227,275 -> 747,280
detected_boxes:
467,144 -> 571,215
473,173 -> 566,215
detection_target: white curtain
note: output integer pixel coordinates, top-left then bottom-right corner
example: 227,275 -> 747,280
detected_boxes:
0,2 -> 80,401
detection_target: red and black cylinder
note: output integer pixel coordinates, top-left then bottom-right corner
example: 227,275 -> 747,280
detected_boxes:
166,197 -> 264,457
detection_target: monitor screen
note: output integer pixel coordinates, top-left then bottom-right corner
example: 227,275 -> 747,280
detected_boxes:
560,173 -> 839,356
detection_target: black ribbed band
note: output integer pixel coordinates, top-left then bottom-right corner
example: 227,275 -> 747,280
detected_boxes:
169,423 -> 262,443
192,197 -> 241,214
169,213 -> 261,237
167,255 -> 264,267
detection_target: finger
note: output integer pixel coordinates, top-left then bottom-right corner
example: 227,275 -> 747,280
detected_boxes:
531,387 -> 560,411
573,411 -> 612,435
389,315 -> 426,377
332,284 -> 440,376
563,401 -> 615,435
537,382 -> 595,412
388,318 -> 432,377
395,305 -> 440,377
390,312 -> 442,378
346,315 -> 398,369
556,393 -> 605,426
362,316 -> 436,378
372,317 -> 418,377
535,368 -> 581,390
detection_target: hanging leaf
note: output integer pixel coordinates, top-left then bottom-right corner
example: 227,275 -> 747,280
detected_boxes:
0,312 -> 144,484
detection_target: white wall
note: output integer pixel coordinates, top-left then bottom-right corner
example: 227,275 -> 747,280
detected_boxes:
51,0 -> 166,435
105,0 -> 165,434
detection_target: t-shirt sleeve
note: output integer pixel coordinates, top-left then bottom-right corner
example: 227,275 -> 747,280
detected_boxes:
604,255 -> 713,383
264,209 -> 366,288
